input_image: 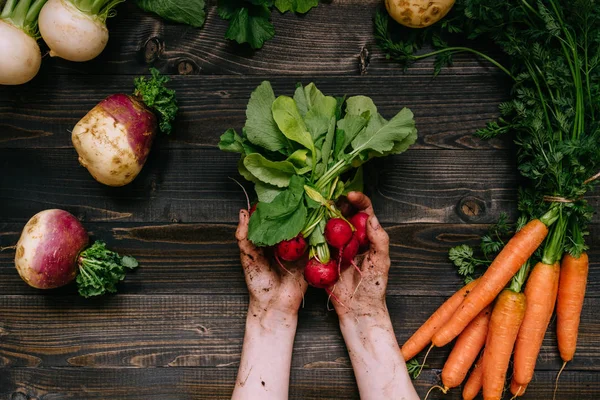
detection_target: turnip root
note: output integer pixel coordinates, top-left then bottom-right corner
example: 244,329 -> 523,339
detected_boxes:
385,0 -> 455,29
38,0 -> 123,62
72,68 -> 178,186
0,0 -> 47,85
15,209 -> 138,297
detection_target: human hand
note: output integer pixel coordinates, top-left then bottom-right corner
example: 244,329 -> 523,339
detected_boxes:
235,209 -> 308,318
329,192 -> 391,319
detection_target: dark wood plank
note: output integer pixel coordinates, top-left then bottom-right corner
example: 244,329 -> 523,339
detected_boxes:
34,1 -> 506,78
2,222 -> 600,297
1,367 -> 597,400
1,294 -> 599,373
0,75 -> 509,150
0,148 -> 520,224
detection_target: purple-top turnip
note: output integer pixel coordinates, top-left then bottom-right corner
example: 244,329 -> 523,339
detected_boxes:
14,209 -> 138,297
0,0 -> 47,85
72,68 -> 178,186
38,0 -> 124,62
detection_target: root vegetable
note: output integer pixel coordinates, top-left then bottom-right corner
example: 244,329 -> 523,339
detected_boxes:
14,209 -> 138,297
38,0 -> 123,62
349,212 -> 369,250
325,218 -> 353,249
339,236 -> 359,268
304,258 -> 339,288
0,0 -> 46,85
276,234 -> 307,262
385,0 -> 455,29
72,68 -> 177,186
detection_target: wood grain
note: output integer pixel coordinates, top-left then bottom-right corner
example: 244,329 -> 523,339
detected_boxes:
34,1 -> 506,78
2,222 -> 600,297
0,294 -> 598,373
0,75 -> 509,150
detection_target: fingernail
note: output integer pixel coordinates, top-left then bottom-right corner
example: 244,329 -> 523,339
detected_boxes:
369,215 -> 381,230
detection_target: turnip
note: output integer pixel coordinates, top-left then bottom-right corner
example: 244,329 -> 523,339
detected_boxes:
72,68 -> 178,186
276,234 -> 307,262
14,209 -> 138,297
0,0 -> 47,85
385,0 -> 455,29
325,218 -> 353,249
38,0 -> 123,62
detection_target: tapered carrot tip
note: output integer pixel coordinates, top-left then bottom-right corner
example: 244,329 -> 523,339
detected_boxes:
510,378 -> 527,397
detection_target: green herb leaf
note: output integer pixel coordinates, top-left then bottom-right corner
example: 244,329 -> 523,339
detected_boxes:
272,96 -> 315,152
136,0 -> 206,28
245,81 -> 289,152
248,176 -> 307,246
274,0 -> 318,14
76,241 -> 139,298
223,5 -> 275,49
133,68 -> 178,135
243,153 -> 296,187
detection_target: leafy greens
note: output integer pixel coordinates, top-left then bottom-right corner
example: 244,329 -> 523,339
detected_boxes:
220,81 -> 417,251
136,0 -> 206,28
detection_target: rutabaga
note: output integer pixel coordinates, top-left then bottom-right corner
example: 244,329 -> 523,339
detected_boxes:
72,68 -> 178,186
39,0 -> 124,62
0,0 -> 47,85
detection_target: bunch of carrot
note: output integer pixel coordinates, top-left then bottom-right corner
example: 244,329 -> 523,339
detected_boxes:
402,206 -> 589,399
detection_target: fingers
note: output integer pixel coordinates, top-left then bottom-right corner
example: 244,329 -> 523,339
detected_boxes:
235,209 -> 269,270
347,191 -> 374,216
366,213 -> 390,256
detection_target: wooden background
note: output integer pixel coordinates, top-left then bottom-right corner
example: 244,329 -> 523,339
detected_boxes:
1,1 -> 599,399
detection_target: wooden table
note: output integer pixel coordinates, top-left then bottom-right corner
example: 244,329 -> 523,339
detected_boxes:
1,2 -> 599,399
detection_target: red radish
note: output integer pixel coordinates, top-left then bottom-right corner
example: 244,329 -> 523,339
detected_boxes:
276,235 -> 307,262
325,218 -> 353,249
339,236 -> 360,268
349,212 -> 369,249
72,68 -> 177,187
14,209 -> 138,297
304,258 -> 339,288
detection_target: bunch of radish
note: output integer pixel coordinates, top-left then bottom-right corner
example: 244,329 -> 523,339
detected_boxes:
12,209 -> 138,297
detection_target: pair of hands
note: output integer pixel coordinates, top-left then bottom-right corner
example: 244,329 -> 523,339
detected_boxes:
235,191 -> 391,322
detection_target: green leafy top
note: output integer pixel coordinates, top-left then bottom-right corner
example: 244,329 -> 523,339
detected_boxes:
220,81 -> 417,250
133,68 -> 178,135
71,0 -> 125,22
76,241 -> 139,298
1,0 -> 48,37
136,0 -> 206,28
217,0 -> 319,49
377,0 -> 600,258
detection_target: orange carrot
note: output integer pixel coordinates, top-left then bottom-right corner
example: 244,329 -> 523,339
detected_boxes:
482,289 -> 526,400
441,305 -> 491,390
433,219 -> 548,347
557,252 -> 589,362
401,278 -> 479,361
462,352 -> 484,400
513,261 -> 560,385
510,378 -> 527,397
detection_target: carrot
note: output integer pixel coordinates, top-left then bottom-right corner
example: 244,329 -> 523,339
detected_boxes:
513,261 -> 560,385
401,278 -> 479,361
433,219 -> 548,347
462,352 -> 484,400
441,304 -> 491,390
510,378 -> 527,397
482,289 -> 526,400
557,252 -> 589,362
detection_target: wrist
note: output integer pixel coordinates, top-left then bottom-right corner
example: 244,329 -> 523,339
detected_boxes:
247,301 -> 298,333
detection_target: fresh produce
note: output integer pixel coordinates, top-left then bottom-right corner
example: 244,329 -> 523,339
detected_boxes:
72,68 -> 177,186
462,352 -> 484,400
14,209 -> 138,297
401,278 -> 478,361
220,81 -> 417,297
217,0 -> 320,49
0,0 -> 47,85
38,0 -> 124,62
136,0 -> 206,27
349,211 -> 369,249
385,0 -> 455,29
276,234 -> 307,262
380,0 -> 600,396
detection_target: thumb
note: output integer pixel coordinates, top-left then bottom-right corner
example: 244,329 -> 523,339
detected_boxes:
366,214 -> 389,255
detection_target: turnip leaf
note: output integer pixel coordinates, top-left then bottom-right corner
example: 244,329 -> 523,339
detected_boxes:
274,0 -> 318,14
136,0 -> 206,28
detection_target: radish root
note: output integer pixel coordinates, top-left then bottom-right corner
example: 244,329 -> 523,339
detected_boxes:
326,286 -> 348,310
275,254 -> 305,308
0,245 -> 16,252
424,385 -> 448,400
229,177 -> 251,211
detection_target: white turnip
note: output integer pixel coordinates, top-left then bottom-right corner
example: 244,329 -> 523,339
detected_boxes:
38,0 -> 123,62
0,0 -> 47,85
14,209 -> 138,296
72,68 -> 178,186
385,0 -> 455,29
